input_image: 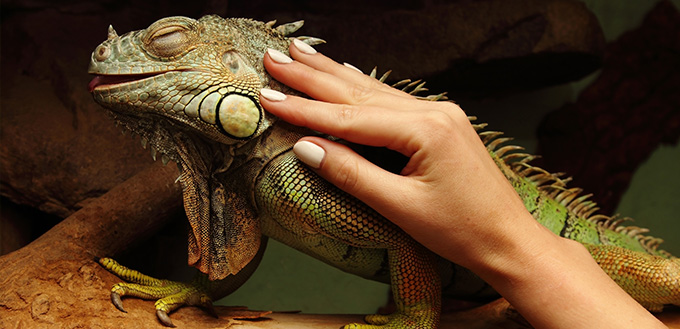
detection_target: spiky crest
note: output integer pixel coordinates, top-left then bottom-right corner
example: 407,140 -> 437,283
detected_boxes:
476,124 -> 672,256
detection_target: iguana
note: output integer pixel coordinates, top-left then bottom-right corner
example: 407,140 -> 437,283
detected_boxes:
87,15 -> 680,328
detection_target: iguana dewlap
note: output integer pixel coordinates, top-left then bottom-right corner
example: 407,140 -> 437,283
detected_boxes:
88,15 -> 680,328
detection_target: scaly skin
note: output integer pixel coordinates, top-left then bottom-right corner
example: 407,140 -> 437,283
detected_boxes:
88,15 -> 679,328
485,138 -> 680,311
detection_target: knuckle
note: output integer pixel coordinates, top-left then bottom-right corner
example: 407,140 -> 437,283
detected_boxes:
413,110 -> 459,144
420,110 -> 455,130
441,102 -> 470,123
337,104 -> 357,120
334,104 -> 360,134
367,76 -> 389,90
348,83 -> 374,104
332,154 -> 362,193
436,101 -> 467,120
415,102 -> 470,134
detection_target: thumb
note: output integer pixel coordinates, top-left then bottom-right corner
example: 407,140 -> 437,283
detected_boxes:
292,137 -> 407,214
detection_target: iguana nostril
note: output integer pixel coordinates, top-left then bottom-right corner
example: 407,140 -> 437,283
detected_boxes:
95,45 -> 111,61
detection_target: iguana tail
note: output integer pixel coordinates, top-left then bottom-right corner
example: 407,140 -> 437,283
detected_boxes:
477,121 -> 680,310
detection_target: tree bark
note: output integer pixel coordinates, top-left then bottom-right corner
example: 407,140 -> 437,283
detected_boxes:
0,162 -> 184,328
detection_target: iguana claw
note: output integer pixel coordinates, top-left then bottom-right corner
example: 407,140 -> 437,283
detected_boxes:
204,303 -> 219,318
155,304 -> 215,328
111,291 -> 127,313
157,310 -> 176,327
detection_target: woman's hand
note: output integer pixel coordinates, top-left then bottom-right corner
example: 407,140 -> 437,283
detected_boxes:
260,40 -> 535,271
259,39 -> 665,329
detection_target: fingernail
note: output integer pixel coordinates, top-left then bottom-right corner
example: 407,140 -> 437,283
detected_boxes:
267,48 -> 293,64
293,141 -> 325,169
260,88 -> 287,101
292,38 -> 317,55
343,62 -> 363,73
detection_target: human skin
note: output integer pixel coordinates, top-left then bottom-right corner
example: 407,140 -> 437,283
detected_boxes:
258,39 -> 667,329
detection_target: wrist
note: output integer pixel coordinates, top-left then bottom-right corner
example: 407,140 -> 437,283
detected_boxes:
454,210 -> 555,282
466,227 -> 665,328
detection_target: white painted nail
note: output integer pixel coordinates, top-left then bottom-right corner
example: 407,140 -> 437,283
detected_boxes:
292,38 -> 317,55
293,141 -> 325,169
260,88 -> 287,101
267,48 -> 293,64
343,62 -> 363,74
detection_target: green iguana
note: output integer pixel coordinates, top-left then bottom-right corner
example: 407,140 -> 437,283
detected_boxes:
87,15 -> 680,328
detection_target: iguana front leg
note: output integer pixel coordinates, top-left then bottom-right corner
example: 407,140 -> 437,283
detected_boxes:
98,238 -> 267,327
257,152 -> 441,328
353,243 -> 441,329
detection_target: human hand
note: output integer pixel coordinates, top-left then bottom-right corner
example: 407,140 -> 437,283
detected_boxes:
259,39 -> 540,273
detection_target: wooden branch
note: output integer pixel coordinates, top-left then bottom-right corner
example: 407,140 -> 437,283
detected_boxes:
0,162 -> 183,327
1,161 -> 679,328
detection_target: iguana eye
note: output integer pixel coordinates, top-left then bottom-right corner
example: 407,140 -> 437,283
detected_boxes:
146,26 -> 190,58
142,16 -> 199,58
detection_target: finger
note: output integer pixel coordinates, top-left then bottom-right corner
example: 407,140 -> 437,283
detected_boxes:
260,89 -> 425,156
264,48 -> 415,108
259,87 -> 472,154
287,39 -> 411,99
292,137 -> 416,221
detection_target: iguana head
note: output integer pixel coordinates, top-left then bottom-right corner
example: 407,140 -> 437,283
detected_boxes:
87,15 -> 321,279
88,15 -> 315,162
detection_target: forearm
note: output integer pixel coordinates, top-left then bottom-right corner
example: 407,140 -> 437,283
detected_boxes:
469,220 -> 666,329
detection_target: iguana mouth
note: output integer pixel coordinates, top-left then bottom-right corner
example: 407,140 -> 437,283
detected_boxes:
88,73 -> 162,92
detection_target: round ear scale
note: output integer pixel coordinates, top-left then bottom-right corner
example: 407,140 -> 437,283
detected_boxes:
217,94 -> 262,139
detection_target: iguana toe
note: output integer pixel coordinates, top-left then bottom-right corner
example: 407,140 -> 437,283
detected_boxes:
364,313 -> 390,325
98,257 -> 215,327
343,312 -> 437,329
